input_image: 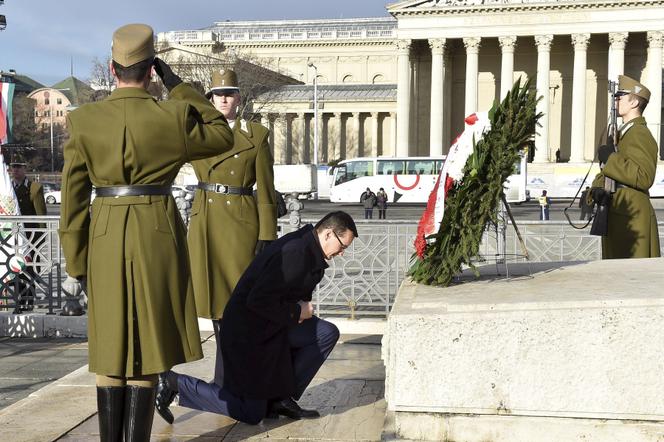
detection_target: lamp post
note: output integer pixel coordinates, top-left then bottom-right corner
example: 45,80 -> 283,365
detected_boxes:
307,62 -> 319,166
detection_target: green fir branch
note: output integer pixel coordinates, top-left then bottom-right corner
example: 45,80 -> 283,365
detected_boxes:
409,78 -> 542,287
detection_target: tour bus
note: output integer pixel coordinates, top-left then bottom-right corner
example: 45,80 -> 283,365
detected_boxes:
329,155 -> 528,204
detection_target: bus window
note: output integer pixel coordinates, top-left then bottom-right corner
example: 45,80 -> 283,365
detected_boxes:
334,164 -> 348,185
345,160 -> 374,180
513,159 -> 521,175
377,160 -> 404,175
406,160 -> 435,175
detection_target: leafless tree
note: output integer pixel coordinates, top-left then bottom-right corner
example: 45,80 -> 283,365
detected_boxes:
157,46 -> 300,121
88,56 -> 115,100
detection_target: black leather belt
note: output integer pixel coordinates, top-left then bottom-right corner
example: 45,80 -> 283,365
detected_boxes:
197,182 -> 253,195
95,185 -> 172,197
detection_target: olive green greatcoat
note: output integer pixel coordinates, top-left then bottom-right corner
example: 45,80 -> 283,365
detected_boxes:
591,116 -> 661,259
188,119 -> 277,319
59,83 -> 234,377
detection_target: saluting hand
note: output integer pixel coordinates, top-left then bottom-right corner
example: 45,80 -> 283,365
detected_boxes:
153,58 -> 183,92
297,300 -> 314,323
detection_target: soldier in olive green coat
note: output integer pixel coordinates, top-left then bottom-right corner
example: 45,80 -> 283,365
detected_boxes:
591,75 -> 661,259
59,24 -> 234,441
189,70 -> 277,324
186,70 -> 277,387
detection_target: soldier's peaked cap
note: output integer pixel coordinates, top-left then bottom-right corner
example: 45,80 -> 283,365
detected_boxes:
112,24 -> 155,67
206,69 -> 240,98
617,75 -> 651,101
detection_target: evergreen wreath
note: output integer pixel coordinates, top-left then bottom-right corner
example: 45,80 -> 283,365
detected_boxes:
409,79 -> 542,286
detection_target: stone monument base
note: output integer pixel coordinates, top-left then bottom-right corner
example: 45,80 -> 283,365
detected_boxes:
383,259 -> 664,441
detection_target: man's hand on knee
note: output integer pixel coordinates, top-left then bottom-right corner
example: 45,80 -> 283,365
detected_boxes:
297,301 -> 314,323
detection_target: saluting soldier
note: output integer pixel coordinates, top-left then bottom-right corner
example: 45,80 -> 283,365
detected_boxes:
187,69 -> 277,385
591,75 -> 660,258
58,24 -> 234,441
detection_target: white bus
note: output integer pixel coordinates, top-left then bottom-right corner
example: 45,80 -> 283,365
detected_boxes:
329,155 -> 528,204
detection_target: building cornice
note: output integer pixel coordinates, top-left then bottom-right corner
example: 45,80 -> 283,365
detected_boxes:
390,0 -> 664,16
221,39 -> 395,49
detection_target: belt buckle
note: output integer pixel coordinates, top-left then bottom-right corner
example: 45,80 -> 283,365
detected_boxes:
214,184 -> 228,194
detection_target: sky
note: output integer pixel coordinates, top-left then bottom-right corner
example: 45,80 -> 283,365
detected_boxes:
0,0 -> 392,86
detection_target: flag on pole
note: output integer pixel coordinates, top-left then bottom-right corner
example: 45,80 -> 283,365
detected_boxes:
415,112 -> 491,258
1,80 -> 16,145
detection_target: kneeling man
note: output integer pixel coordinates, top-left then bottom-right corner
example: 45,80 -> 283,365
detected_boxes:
156,211 -> 358,424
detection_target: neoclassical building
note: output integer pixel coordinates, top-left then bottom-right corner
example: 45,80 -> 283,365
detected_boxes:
157,0 -> 664,178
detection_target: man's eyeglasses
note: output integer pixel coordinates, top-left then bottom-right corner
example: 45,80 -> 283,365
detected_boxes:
333,231 -> 349,250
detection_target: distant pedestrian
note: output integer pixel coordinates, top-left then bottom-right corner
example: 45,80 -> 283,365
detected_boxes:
360,187 -> 376,219
376,187 -> 388,219
538,190 -> 551,220
579,186 -> 593,220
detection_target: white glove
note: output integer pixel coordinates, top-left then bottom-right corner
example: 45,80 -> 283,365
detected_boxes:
62,276 -> 83,298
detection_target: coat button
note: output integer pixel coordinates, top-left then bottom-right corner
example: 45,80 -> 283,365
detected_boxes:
230,170 -> 235,175
234,154 -> 239,158
208,198 -> 213,203
226,200 -> 231,205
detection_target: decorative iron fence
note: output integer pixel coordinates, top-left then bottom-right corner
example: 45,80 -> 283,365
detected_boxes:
0,216 -> 63,314
283,219 -> 664,318
2,215 -> 662,318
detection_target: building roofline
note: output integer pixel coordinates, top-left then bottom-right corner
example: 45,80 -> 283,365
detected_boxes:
208,16 -> 395,28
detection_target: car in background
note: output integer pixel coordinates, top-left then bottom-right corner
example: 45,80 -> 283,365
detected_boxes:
41,182 -> 61,193
45,190 -> 62,204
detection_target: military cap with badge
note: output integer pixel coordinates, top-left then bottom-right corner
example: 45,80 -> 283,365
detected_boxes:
614,74 -> 651,101
206,70 -> 240,99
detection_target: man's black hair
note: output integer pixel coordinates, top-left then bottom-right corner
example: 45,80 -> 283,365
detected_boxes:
315,211 -> 358,238
112,58 -> 153,83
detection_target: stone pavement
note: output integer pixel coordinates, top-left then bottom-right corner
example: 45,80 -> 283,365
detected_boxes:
1,332 -> 386,441
0,337 -> 88,410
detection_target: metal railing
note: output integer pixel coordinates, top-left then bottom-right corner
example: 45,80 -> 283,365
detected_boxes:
3,215 -> 663,319
282,219 -> 664,318
0,216 -> 63,314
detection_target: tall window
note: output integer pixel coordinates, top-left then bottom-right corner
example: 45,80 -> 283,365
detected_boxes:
45,98 -> 50,105
57,98 -> 62,105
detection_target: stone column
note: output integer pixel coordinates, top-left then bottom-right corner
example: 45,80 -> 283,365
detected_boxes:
499,36 -> 517,99
297,112 -> 307,163
429,38 -> 446,156
371,112 -> 380,157
608,32 -> 628,81
260,114 -> 273,156
390,111 -> 397,157
273,114 -> 287,164
646,31 -> 663,147
396,39 -> 412,157
443,51 -> 452,152
350,112 -> 361,158
534,35 -> 553,163
334,112 -> 343,159
463,37 -> 481,117
570,33 -> 590,163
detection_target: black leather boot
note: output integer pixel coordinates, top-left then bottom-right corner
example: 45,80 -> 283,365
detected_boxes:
96,386 -> 125,442
123,385 -> 157,442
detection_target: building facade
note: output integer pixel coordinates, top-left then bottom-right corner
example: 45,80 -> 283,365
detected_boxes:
158,0 -> 664,177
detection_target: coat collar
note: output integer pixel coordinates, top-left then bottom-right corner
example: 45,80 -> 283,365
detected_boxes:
301,224 -> 329,271
106,87 -> 154,101
207,119 -> 254,172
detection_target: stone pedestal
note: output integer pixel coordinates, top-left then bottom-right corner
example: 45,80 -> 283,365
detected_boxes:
383,258 -> 664,441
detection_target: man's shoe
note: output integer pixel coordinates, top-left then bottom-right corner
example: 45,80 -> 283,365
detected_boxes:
267,398 -> 320,420
155,374 -> 177,425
